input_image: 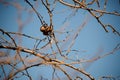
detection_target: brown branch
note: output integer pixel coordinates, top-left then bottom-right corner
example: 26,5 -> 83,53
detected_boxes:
83,44 -> 120,63
0,45 -> 49,61
66,15 -> 89,55
51,34 -> 64,56
16,47 -> 32,80
0,28 -> 17,47
58,0 -> 82,8
41,0 -> 53,29
56,65 -> 72,80
1,65 -> 7,79
89,8 -> 120,16
7,62 -> 43,80
63,63 -> 95,80
73,0 -> 86,8
7,32 -> 40,40
0,44 -> 94,80
6,63 -> 28,80
25,0 -> 44,25
87,0 -> 96,5
105,24 -> 120,36
58,0 -> 120,36
48,59 -> 95,80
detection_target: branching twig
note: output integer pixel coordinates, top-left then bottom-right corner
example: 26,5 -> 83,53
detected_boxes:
7,62 -> 43,80
56,65 -> 72,80
1,0 -> 120,80
16,47 -> 32,80
0,28 -> 17,47
0,44 -> 95,80
8,32 -> 40,40
25,0 -> 45,25
58,0 -> 120,36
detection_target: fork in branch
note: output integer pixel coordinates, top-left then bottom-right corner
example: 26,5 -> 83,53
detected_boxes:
40,24 -> 63,56
25,0 -> 63,56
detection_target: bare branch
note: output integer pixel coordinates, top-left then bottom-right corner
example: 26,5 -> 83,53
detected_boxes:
58,0 -> 120,36
0,28 -> 17,47
25,0 -> 45,25
0,0 -> 119,80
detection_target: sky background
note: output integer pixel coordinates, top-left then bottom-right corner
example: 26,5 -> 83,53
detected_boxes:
0,0 -> 120,80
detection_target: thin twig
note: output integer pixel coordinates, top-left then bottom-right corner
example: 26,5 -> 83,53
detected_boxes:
0,28 -> 17,47
25,0 -> 45,25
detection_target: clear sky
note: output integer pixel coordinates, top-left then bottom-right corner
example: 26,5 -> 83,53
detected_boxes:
0,0 -> 120,80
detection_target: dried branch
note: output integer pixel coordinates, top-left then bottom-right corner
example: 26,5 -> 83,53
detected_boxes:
7,62 -> 43,80
66,15 -> 89,55
16,47 -> 32,80
56,65 -> 72,80
0,0 -> 120,80
1,65 -> 7,79
58,0 -> 120,36
81,44 -> 120,63
7,32 -> 40,40
40,0 -> 64,57
25,0 -> 45,25
0,44 -> 95,80
41,0 -> 53,26
0,28 -> 17,47
59,0 -> 82,8
0,45 -> 49,61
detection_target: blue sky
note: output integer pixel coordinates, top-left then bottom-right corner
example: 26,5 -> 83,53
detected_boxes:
0,0 -> 120,80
